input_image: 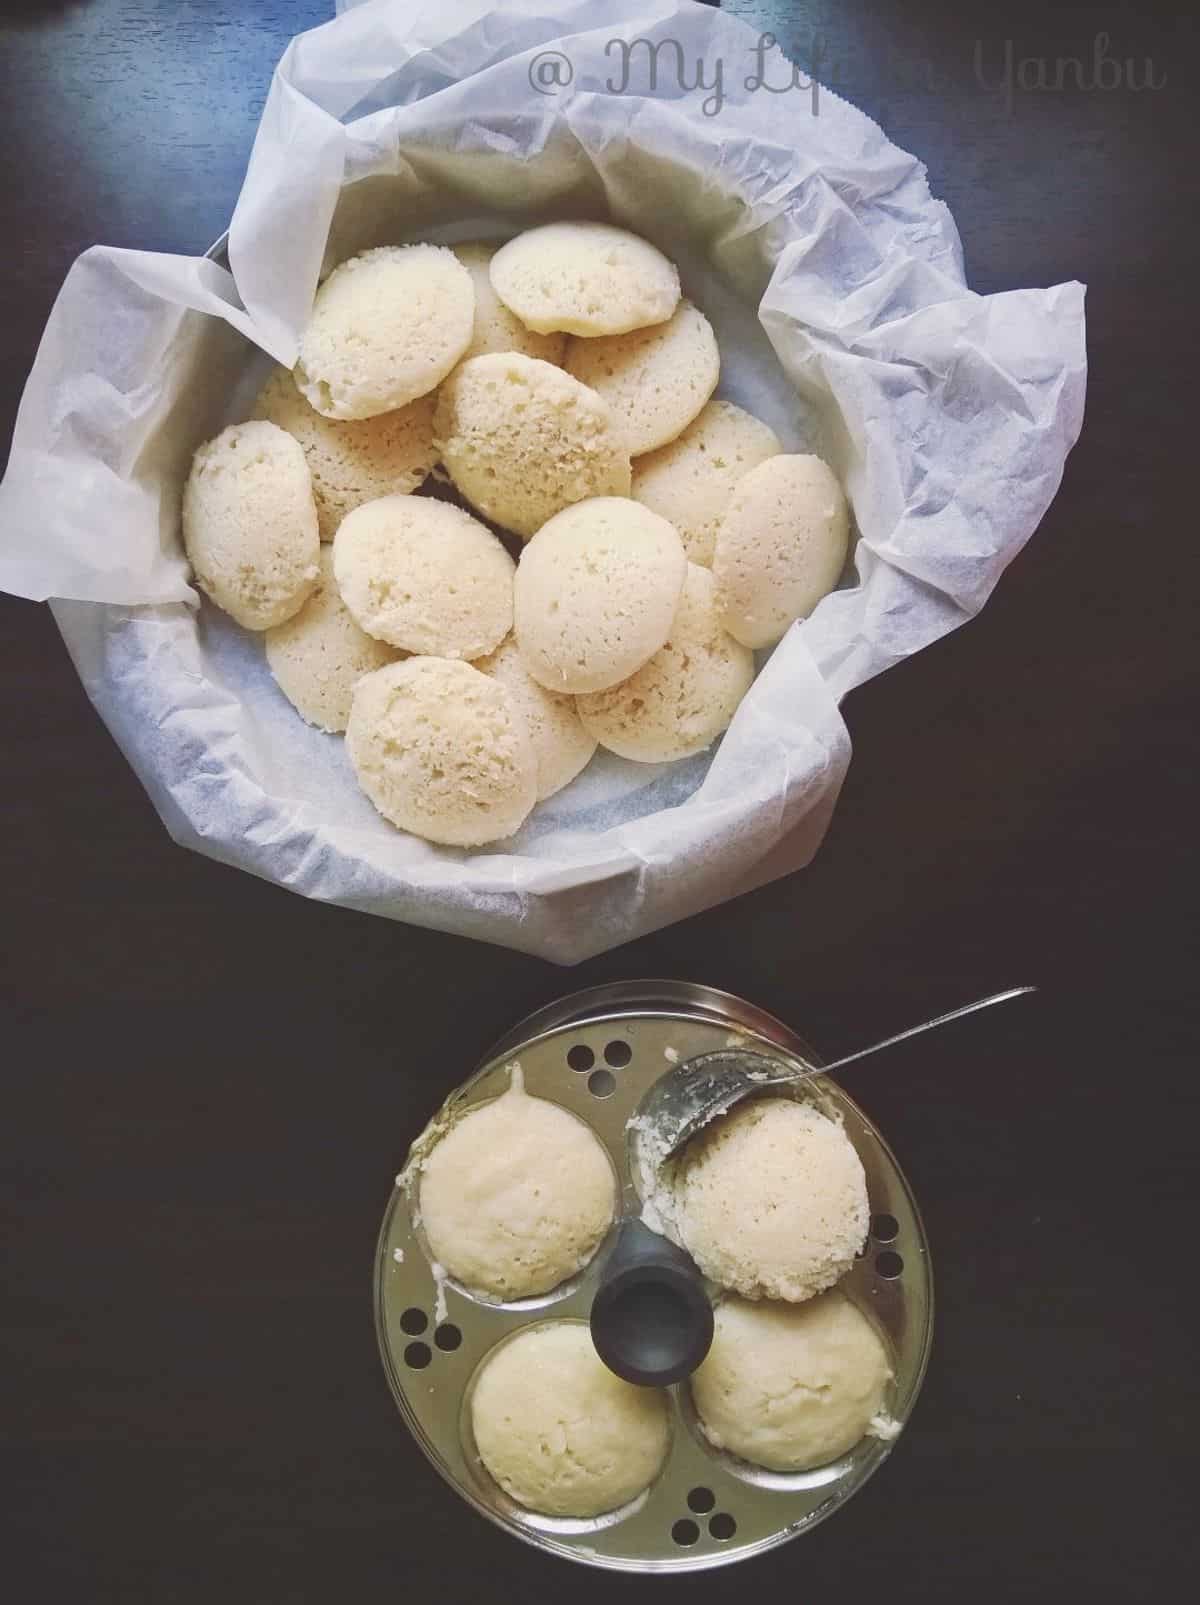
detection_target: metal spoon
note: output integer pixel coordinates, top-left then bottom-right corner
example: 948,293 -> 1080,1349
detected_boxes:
638,986 -> 1036,1163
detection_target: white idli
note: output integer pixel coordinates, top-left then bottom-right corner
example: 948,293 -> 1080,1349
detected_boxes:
333,495 -> 513,659
252,366 -> 436,540
472,1323 -> 670,1517
419,1077 -> 615,1299
346,657 -> 536,846
577,564 -> 753,762
264,547 -> 398,733
295,244 -> 474,420
713,454 -> 850,648
692,1292 -> 892,1471
474,636 -> 596,800
564,300 -> 719,456
489,222 -> 680,337
631,400 -> 782,566
433,352 -> 631,540
514,497 -> 687,695
182,420 -> 319,631
451,241 -> 566,365
673,1097 -> 869,1303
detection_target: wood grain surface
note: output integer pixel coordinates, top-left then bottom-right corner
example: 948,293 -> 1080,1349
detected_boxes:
1,2 -> 1196,1601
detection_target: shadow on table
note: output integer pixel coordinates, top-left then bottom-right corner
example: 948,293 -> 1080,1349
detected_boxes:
4,0 -> 94,28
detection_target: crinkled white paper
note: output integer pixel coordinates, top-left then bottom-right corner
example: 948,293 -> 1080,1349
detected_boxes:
0,0 -> 1086,963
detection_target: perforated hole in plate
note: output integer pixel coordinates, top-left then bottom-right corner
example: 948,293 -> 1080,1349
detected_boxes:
400,1307 -> 428,1336
671,1519 -> 700,1547
434,1323 -> 462,1352
709,1513 -> 737,1541
872,1213 -> 899,1242
687,1486 -> 715,1513
587,1069 -> 616,1098
567,1044 -> 595,1073
875,1251 -> 904,1279
604,1039 -> 633,1068
404,1341 -> 432,1369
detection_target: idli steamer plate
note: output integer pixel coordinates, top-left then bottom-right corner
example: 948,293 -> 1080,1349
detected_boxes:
375,982 -> 933,1572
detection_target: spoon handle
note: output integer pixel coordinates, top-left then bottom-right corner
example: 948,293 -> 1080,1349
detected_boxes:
804,986 -> 1037,1081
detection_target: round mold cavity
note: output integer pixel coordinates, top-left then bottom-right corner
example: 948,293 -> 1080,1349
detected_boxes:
400,1080 -> 622,1315
457,1318 -> 673,1538
678,1294 -> 902,1495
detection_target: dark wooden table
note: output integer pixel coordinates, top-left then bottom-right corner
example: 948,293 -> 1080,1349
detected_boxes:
2,2 -> 1196,1600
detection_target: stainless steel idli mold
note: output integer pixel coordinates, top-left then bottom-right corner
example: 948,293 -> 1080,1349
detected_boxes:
375,981 -> 933,1572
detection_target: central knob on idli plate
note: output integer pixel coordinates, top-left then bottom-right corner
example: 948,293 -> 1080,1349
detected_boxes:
590,1219 -> 714,1388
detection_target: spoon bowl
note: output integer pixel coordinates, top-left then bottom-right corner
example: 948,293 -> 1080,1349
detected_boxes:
638,987 -> 1036,1164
